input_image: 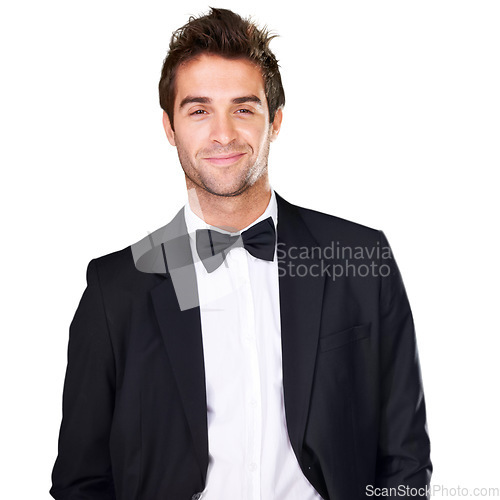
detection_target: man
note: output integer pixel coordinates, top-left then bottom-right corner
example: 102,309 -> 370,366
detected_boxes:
50,8 -> 432,500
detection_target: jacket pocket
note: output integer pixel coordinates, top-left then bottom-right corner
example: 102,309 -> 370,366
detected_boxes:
319,323 -> 371,352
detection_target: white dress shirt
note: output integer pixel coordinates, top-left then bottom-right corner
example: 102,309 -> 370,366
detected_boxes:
184,190 -> 323,500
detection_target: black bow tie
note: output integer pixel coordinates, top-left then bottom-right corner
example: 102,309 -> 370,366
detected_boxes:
195,216 -> 276,273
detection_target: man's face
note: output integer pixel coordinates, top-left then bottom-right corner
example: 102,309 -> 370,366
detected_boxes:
163,54 -> 282,197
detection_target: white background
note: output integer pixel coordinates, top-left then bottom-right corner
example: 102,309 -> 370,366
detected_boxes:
1,0 -> 499,498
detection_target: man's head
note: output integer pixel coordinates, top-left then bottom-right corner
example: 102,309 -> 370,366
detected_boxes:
159,7 -> 285,129
159,8 -> 285,198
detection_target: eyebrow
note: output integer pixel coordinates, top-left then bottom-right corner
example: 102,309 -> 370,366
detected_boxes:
179,95 -> 262,109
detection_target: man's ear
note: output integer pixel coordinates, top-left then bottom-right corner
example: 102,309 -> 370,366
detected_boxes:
270,108 -> 283,142
162,111 -> 176,146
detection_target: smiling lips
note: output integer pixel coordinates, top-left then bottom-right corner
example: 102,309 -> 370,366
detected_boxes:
203,152 -> 246,166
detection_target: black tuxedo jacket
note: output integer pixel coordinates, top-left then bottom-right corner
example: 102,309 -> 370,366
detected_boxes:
50,193 -> 432,500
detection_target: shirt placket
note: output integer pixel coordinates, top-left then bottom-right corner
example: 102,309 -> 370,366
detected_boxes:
231,248 -> 262,500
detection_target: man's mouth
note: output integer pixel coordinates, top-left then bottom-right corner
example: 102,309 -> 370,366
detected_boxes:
203,153 -> 247,166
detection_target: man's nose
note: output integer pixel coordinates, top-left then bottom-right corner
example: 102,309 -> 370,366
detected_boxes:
209,113 -> 237,146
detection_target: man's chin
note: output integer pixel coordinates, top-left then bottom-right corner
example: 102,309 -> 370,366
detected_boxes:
183,167 -> 257,198
201,182 -> 250,198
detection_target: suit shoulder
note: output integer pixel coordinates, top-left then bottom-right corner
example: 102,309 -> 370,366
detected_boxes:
84,205 -> 186,286
89,245 -> 136,283
293,203 -> 382,246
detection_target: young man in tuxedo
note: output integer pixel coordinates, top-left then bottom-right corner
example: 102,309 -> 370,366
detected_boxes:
50,8 -> 432,500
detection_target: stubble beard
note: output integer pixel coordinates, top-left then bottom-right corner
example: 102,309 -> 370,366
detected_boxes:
176,135 -> 272,198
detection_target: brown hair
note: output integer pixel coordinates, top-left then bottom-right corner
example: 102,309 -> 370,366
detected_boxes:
159,7 -> 285,129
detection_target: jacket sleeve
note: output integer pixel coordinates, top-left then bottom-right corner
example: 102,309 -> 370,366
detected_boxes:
375,231 -> 432,497
50,259 -> 116,499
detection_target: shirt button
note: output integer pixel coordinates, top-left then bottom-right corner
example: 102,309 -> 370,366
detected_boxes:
248,463 -> 257,472
250,399 -> 258,407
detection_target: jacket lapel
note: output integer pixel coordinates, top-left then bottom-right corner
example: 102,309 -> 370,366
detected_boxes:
276,193 -> 327,465
150,277 -> 209,482
134,208 -> 209,482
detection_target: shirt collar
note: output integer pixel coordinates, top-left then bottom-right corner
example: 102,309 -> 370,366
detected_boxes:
184,189 -> 278,240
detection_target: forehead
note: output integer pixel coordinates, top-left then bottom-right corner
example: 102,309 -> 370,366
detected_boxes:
174,54 -> 266,105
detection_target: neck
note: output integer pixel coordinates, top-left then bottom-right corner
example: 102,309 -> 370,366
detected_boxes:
186,175 -> 272,232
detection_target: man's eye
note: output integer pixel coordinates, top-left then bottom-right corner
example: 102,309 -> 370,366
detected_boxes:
191,110 -> 207,115
236,108 -> 252,114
